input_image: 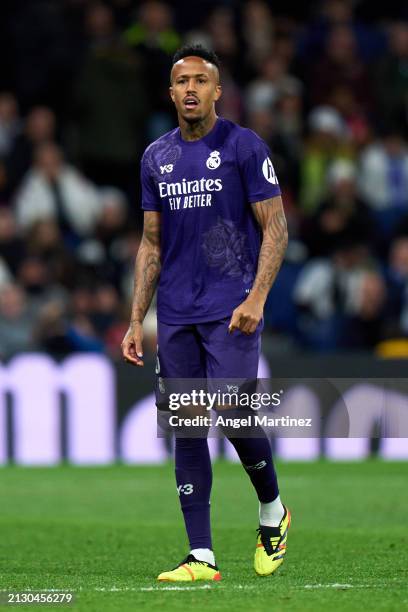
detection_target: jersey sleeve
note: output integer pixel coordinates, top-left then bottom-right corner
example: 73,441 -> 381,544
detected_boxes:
141,151 -> 162,211
237,129 -> 281,204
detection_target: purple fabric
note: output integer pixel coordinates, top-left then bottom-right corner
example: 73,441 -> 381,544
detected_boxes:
159,317 -> 279,550
175,437 -> 213,550
156,317 -> 262,380
175,433 -> 279,552
141,117 -> 281,324
228,436 -> 279,503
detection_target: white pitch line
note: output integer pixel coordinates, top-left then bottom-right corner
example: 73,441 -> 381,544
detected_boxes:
2,583 -> 393,594
138,585 -> 264,592
140,585 -> 215,591
304,583 -> 353,589
86,585 -> 258,592
303,584 -> 383,589
0,589 -> 69,593
97,585 -> 250,592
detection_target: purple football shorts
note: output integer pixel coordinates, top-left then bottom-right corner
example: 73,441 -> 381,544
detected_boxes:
155,317 -> 263,408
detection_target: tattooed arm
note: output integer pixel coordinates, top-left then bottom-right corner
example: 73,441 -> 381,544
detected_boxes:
121,211 -> 161,366
229,196 -> 288,335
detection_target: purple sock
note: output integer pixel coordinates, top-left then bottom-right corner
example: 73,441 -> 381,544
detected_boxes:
175,437 -> 213,550
228,435 -> 279,503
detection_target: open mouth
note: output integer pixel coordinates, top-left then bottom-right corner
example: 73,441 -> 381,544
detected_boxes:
183,97 -> 199,110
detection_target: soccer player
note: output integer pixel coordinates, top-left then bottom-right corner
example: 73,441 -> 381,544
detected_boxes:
121,44 -> 290,581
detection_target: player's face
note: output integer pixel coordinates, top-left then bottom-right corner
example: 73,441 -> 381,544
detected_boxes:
170,56 -> 221,123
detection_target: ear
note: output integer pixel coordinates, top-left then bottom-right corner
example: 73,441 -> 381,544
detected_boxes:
214,84 -> 222,102
169,86 -> 175,103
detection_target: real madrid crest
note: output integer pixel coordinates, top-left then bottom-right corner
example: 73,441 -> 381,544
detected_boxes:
206,150 -> 221,170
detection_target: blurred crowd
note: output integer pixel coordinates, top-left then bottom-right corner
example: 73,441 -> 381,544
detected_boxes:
0,0 -> 408,358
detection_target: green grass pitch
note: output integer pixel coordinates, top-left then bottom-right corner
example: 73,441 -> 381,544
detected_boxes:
0,461 -> 407,611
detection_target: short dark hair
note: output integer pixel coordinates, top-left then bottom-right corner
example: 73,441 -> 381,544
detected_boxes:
172,44 -> 220,70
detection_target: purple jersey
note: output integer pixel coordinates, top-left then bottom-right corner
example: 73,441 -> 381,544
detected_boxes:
141,117 -> 281,324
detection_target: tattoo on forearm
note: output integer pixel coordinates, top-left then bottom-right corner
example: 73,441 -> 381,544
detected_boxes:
251,197 -> 288,297
131,212 -> 161,323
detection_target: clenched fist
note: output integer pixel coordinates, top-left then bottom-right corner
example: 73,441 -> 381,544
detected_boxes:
228,296 -> 263,335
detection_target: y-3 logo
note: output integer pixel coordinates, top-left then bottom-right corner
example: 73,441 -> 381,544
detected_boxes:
160,164 -> 173,174
245,460 -> 267,471
177,483 -> 194,495
226,385 -> 239,393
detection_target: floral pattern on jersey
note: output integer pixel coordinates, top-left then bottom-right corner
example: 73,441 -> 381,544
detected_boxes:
146,134 -> 182,182
202,217 -> 254,283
